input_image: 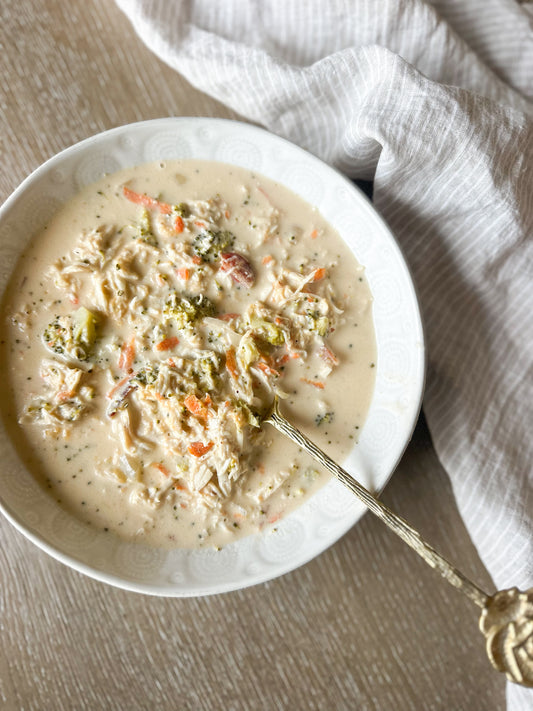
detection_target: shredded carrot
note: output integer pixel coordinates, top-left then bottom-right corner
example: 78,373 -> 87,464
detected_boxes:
256,361 -> 280,377
184,394 -> 208,421
224,210 -> 231,220
174,215 -> 184,233
155,336 -> 180,352
276,353 -> 290,366
310,229 -> 318,239
188,441 -> 214,457
300,377 -> 325,389
69,294 -> 79,305
320,345 -> 339,366
107,374 -> 132,400
153,462 -> 170,477
194,220 -> 205,228
192,255 -> 203,265
312,267 -> 326,282
176,267 -> 190,281
225,348 -> 238,379
57,390 -> 75,402
220,312 -> 240,321
285,343 -> 301,359
118,336 -> 136,371
122,185 -> 172,214
173,482 -> 188,491
268,513 -> 281,524
203,394 -> 212,407
262,255 -> 273,265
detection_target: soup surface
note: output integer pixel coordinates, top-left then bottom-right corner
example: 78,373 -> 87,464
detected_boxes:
1,160 -> 376,548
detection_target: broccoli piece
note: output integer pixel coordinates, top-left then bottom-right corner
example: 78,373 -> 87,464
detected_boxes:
135,208 -> 158,247
249,317 -> 285,346
132,363 -> 160,386
306,310 -> 329,337
197,354 -> 221,391
73,306 -> 98,347
233,400 -> 262,428
237,333 -> 260,367
43,307 -> 99,362
173,202 -> 190,218
192,229 -> 235,262
315,411 -> 334,426
164,292 -> 216,329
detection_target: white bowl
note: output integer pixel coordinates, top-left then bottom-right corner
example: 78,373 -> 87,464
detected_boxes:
0,118 -> 425,596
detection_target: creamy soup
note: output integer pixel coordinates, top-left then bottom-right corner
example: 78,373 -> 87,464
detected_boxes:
0,160 -> 376,549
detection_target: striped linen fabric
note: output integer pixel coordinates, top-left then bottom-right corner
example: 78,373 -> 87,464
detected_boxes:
116,1 -> 533,705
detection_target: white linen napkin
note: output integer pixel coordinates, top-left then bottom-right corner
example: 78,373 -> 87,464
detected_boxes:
116,0 -> 533,705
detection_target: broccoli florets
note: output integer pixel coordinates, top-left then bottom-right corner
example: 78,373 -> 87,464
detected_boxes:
249,317 -> 285,346
306,310 -> 329,337
135,209 -> 158,246
164,292 -> 216,329
192,229 -> 235,262
197,354 -> 221,391
43,307 -> 99,362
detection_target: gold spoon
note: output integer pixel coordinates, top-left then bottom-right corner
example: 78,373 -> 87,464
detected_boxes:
264,398 -> 533,688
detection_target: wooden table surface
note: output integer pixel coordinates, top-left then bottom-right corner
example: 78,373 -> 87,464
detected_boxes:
0,2 -> 505,709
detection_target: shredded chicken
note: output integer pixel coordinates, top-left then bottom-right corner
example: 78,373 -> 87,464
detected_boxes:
22,184 -> 343,522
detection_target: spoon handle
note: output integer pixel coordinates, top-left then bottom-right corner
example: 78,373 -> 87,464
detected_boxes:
266,401 -> 487,606
265,400 -> 533,687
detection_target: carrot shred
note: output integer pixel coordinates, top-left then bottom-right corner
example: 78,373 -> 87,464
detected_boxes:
155,336 -> 180,352
310,229 -> 318,239
300,377 -> 325,389
176,267 -> 190,281
122,185 -> 172,214
225,348 -> 238,379
192,255 -> 203,265
312,267 -> 326,282
174,215 -> 184,233
184,394 -> 208,421
57,390 -> 75,402
256,361 -> 280,377
107,374 -> 133,400
262,255 -> 273,265
188,441 -> 214,457
153,462 -> 170,477
320,345 -> 339,366
220,312 -> 240,321
224,210 -> 231,220
118,337 -> 136,371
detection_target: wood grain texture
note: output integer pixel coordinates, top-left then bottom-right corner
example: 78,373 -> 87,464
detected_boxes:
0,1 -> 505,709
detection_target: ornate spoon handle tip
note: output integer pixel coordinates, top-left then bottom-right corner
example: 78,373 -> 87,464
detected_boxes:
265,399 -> 533,687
